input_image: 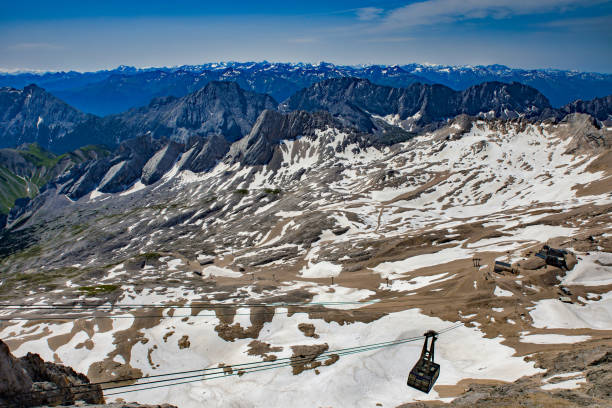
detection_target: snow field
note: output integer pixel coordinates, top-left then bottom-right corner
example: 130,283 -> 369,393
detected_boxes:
562,252 -> 612,286
0,315 -> 134,375
529,292 -> 612,330
117,308 -> 542,407
373,246 -> 473,279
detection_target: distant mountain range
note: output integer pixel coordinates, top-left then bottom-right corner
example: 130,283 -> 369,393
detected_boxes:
1,62 -> 611,115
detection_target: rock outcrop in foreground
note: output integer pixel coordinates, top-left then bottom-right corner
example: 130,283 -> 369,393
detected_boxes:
0,338 -> 104,407
0,339 -> 178,408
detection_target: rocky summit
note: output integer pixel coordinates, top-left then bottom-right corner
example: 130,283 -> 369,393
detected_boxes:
280,78 -> 556,132
0,85 -> 90,152
0,70 -> 611,408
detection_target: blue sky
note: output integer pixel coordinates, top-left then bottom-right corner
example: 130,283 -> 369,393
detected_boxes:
1,0 -> 611,72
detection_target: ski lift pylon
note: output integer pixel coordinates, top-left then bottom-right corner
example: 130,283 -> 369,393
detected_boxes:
407,330 -> 440,393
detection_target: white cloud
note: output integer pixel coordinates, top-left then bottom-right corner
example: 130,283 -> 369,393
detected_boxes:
0,67 -> 49,73
356,7 -> 384,21
542,14 -> 612,28
382,0 -> 606,28
364,36 -> 414,43
8,42 -> 63,50
287,37 -> 317,44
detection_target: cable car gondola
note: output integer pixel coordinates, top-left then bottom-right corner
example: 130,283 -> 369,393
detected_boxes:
407,330 -> 440,393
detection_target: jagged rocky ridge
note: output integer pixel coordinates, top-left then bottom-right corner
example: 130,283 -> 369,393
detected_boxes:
1,78 -> 612,225
280,78 -> 556,132
0,82 -> 277,153
2,77 -> 611,155
562,95 -> 612,123
7,76 -> 604,156
31,109 -> 341,203
228,110 -> 341,166
104,81 -> 278,144
0,85 -> 90,151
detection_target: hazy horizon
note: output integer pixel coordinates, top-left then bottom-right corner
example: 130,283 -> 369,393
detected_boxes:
1,60 -> 611,76
1,1 -> 611,74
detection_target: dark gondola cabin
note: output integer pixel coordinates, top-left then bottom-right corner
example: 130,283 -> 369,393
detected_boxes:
407,330 -> 440,393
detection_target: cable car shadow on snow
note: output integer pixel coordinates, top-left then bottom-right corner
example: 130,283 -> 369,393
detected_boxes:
407,330 -> 440,393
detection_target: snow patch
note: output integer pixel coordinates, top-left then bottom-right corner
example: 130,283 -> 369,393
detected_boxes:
373,246 -> 473,278
529,292 -> 612,330
300,261 -> 342,278
200,265 -> 243,278
519,333 -> 591,344
562,252 -> 612,286
494,287 -> 513,297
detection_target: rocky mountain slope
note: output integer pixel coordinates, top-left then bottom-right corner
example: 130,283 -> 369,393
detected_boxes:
281,78 -> 555,132
562,95 -> 612,123
2,62 -> 611,115
106,81 -> 278,143
2,79 -> 611,220
0,81 -> 277,154
0,143 -> 109,225
0,85 -> 90,151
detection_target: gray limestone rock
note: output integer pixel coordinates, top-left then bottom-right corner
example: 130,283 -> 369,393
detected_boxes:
141,141 -> 183,185
0,85 -> 90,152
179,134 -> 230,173
229,109 -> 338,166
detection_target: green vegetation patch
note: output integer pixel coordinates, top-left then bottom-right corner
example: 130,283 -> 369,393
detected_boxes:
78,145 -> 111,155
141,252 -> 162,260
0,166 -> 29,214
5,244 -> 42,261
234,189 -> 249,195
201,195 -> 217,204
0,143 -> 111,215
0,266 -> 81,297
18,143 -> 59,168
78,284 -> 119,296
70,224 -> 88,235
264,188 -> 281,195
